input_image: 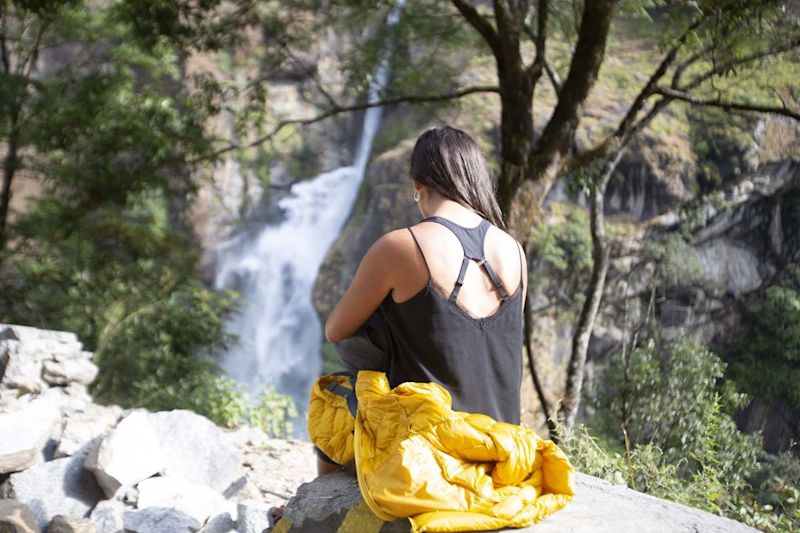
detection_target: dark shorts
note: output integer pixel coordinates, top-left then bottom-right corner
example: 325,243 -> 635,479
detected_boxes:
335,309 -> 389,374
314,445 -> 340,465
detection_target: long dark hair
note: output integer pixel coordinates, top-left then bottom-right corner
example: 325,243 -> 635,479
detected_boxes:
410,126 -> 506,229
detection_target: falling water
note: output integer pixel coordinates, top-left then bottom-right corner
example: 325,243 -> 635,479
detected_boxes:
212,4 -> 404,427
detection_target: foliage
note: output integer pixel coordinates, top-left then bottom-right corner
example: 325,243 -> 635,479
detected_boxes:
562,420 -> 800,531
730,284 -> 800,413
250,385 -> 300,438
642,233 -> 704,287
530,204 -> 593,312
595,336 -> 753,463
687,106 -> 758,193
173,375 -> 298,438
0,0 -> 276,427
569,334 -> 799,529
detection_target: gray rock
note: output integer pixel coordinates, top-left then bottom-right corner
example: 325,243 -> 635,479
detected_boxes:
122,507 -> 200,533
0,445 -> 104,530
0,324 -> 81,346
55,405 -> 122,459
0,325 -> 85,397
0,339 -> 45,396
530,473 -> 757,533
235,501 -> 272,533
279,473 -> 407,533
42,358 -> 98,387
0,499 -> 40,533
86,410 -> 242,498
84,411 -> 165,498
46,515 -> 96,533
0,399 -> 61,473
199,512 -> 237,533
279,471 -> 759,533
695,238 -> 763,296
136,475 -> 231,524
88,500 -> 124,533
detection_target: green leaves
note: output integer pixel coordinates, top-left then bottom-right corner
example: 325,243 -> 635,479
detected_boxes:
731,283 -> 800,412
572,333 -> 800,529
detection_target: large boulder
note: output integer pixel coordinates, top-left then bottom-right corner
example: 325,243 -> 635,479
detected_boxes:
55,404 -> 123,459
136,475 -> 232,524
88,500 -> 125,533
275,471 -> 758,533
0,398 -> 61,473
85,409 -> 242,498
0,445 -> 104,530
122,506 -> 201,533
235,501 -> 273,533
47,514 -> 96,533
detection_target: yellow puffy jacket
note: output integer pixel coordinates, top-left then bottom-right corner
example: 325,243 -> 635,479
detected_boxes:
308,371 -> 574,533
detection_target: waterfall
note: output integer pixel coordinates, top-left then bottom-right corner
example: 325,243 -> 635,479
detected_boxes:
212,3 -> 404,429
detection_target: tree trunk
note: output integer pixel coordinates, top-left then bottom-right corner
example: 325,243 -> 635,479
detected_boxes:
503,0 -> 619,240
497,70 -> 535,227
0,109 -> 21,252
558,149 -> 624,435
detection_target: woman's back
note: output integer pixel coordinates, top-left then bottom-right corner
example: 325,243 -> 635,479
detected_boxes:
379,212 -> 525,424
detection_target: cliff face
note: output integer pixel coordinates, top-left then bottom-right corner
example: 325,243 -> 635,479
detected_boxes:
650,159 -> 800,453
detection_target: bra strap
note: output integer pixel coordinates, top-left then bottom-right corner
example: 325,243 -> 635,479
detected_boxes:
482,259 -> 510,301
449,256 -> 471,302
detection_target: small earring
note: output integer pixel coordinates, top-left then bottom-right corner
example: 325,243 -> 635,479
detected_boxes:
413,189 -> 420,203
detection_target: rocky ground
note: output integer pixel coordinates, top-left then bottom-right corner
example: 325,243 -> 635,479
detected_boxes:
0,323 -> 764,533
0,323 -> 316,533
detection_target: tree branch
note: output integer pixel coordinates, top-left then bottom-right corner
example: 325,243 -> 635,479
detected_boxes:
653,87 -> 800,122
523,0 -> 549,79
682,36 -> 800,92
526,0 -> 617,187
195,85 -> 500,162
544,58 -> 561,94
450,0 -> 501,58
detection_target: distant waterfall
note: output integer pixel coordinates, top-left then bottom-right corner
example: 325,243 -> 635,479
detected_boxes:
212,3 -> 404,428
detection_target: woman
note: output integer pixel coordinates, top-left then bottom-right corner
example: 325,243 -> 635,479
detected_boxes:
322,125 -> 527,473
268,125 -> 528,528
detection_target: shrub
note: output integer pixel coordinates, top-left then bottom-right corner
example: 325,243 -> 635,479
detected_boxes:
576,334 -> 797,530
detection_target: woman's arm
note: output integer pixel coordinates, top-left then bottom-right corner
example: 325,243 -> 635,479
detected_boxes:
324,232 -> 400,342
516,239 -> 528,310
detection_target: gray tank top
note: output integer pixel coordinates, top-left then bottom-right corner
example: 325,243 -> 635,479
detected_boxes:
379,215 -> 525,424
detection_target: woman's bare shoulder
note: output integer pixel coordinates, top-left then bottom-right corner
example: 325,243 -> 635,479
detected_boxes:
488,223 -> 523,251
367,228 -> 418,261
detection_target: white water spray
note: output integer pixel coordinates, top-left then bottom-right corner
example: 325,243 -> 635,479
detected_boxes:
212,4 -> 404,426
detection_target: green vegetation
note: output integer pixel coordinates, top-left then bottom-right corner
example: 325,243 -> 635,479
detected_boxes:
731,282 -> 800,414
642,233 -> 704,288
530,203 -> 592,314
563,334 -> 800,531
0,0 -> 298,434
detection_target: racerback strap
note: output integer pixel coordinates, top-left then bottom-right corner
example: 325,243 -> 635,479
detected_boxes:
421,215 -> 510,302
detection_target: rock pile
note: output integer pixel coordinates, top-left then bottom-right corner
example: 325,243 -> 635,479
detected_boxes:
0,324 -> 316,533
